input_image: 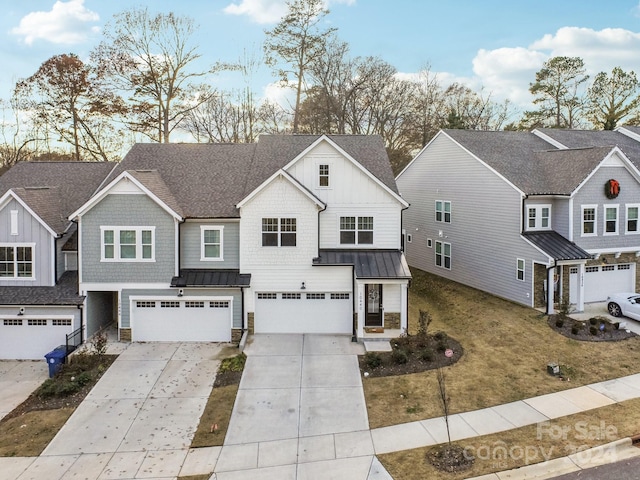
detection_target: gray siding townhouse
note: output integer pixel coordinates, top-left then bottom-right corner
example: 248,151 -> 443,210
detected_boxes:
70,135 -> 410,344
397,128 -> 640,314
0,161 -> 115,359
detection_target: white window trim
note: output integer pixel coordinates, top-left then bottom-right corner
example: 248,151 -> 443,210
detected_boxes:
526,204 -> 552,231
435,200 -> 452,223
626,203 -> 640,235
407,234 -> 412,243
516,258 -> 525,281
435,240 -> 451,270
200,225 -> 224,261
603,204 -> 619,236
427,238 -> 433,248
10,210 -> 18,236
261,217 -> 297,247
317,162 -> 331,189
338,215 -> 374,246
100,226 -> 156,262
0,242 -> 36,280
581,204 -> 598,237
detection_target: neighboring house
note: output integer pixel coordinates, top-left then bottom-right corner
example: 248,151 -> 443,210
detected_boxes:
69,135 -> 410,344
0,161 -> 115,359
396,128 -> 640,314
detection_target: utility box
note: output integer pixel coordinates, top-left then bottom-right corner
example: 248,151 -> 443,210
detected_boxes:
547,362 -> 560,376
44,346 -> 67,378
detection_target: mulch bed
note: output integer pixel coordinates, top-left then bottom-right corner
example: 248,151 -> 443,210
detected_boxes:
213,369 -> 243,388
359,333 -> 463,377
1,354 -> 117,424
548,315 -> 637,342
427,443 -> 475,473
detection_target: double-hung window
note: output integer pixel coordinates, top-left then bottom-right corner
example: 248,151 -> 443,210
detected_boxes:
516,258 -> 525,281
101,227 -> 155,261
582,205 -> 597,236
201,226 -> 223,260
627,204 -> 639,234
0,244 -> 34,278
435,200 -> 451,223
527,205 -> 551,230
318,164 -> 330,187
604,205 -> 619,235
339,216 -> 373,245
262,218 -> 296,247
435,241 -> 451,270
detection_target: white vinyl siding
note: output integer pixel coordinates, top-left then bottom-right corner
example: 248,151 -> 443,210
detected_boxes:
262,217 -> 297,247
339,216 -> 373,245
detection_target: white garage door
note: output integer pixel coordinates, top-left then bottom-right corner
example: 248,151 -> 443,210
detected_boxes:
583,264 -> 635,302
254,292 -> 352,334
0,317 -> 73,360
131,298 -> 232,342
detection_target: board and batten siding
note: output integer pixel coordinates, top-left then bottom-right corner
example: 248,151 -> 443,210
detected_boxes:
180,220 -> 240,269
120,288 -> 242,329
0,198 -> 54,286
80,194 -> 176,283
572,164 -> 640,251
397,132 -> 548,307
285,141 -> 403,249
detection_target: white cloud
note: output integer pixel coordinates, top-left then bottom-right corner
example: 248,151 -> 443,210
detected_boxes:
468,27 -> 640,109
223,0 -> 288,24
11,0 -> 99,46
224,0 -> 355,24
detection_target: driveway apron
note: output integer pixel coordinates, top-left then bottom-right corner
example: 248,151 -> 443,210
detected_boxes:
0,360 -> 48,421
219,334 -> 373,477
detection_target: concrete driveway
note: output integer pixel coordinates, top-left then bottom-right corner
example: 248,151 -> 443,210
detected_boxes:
214,334 -> 385,479
10,342 -> 224,479
0,360 -> 48,420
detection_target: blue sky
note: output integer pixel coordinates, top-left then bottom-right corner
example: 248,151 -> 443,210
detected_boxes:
3,0 -> 640,112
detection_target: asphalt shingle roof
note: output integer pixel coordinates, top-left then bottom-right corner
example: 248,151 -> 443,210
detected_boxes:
0,271 -> 84,305
0,161 -> 115,234
443,129 -> 640,195
106,135 -> 397,218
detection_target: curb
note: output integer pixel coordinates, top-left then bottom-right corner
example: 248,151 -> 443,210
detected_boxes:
465,437 -> 640,480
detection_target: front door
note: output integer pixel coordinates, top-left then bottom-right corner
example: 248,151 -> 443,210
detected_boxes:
365,284 -> 383,327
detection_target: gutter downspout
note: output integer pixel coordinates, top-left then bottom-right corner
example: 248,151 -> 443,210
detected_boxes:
546,260 -> 557,315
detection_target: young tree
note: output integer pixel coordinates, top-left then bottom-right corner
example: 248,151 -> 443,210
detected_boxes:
264,0 -> 336,133
587,67 -> 640,130
525,56 -> 588,128
92,8 -> 217,143
14,54 -> 124,161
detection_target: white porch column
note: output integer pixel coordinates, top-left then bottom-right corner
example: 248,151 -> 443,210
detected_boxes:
547,267 -> 555,314
577,263 -> 585,312
356,282 -> 365,339
400,282 -> 408,333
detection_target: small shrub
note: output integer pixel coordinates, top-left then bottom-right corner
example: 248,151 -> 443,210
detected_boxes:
391,348 -> 409,365
219,353 -> 246,373
434,331 -> 447,342
91,329 -> 108,356
557,294 -> 572,319
436,338 -> 449,352
589,326 -> 598,335
420,348 -> 434,362
555,318 -> 564,328
571,325 -> 580,335
614,322 -> 621,330
75,371 -> 92,386
589,318 -> 598,326
364,351 -> 382,369
417,310 -> 432,343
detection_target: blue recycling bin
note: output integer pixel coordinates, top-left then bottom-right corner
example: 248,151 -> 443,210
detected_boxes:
44,346 -> 67,378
